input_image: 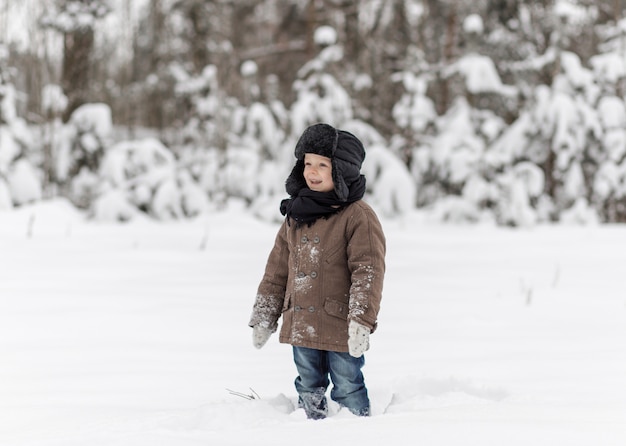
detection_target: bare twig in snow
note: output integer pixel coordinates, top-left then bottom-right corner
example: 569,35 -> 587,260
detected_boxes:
227,388 -> 260,400
199,219 -> 210,251
552,263 -> 560,288
27,213 -> 35,238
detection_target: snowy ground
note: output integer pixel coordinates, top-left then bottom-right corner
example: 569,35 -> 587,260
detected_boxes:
1,199 -> 625,446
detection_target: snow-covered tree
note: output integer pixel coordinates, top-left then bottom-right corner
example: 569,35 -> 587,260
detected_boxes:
392,72 -> 437,138
0,45 -> 42,209
290,26 -> 354,135
174,64 -> 230,151
172,63 -> 239,209
93,137 -> 209,221
231,61 -> 288,163
7,0 -> 626,225
229,60 -> 290,219
53,102 -> 112,208
587,17 -> 626,222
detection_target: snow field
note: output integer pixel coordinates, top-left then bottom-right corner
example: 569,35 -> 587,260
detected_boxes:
1,199 -> 625,445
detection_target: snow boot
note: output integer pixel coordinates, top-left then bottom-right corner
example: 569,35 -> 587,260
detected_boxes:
298,387 -> 328,420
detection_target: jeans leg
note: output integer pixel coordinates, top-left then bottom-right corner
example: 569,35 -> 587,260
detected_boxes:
328,351 -> 370,416
292,347 -> 329,420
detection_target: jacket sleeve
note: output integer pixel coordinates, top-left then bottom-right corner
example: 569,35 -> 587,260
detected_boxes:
346,204 -> 386,332
249,220 -> 289,331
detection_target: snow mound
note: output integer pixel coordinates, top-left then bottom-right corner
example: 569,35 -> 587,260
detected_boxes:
0,197 -> 85,237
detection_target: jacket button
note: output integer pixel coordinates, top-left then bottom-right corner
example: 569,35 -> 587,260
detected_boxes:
310,271 -> 318,278
297,271 -> 305,278
313,236 -> 320,243
308,306 -> 315,313
301,236 -> 308,243
295,305 -> 302,311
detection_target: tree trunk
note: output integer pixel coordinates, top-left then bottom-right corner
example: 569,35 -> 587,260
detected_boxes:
62,27 -> 94,122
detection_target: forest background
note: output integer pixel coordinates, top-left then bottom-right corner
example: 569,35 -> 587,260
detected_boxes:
3,0 -> 626,226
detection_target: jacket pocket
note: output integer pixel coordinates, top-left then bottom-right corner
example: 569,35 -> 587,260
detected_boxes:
324,298 -> 348,320
324,244 -> 343,264
282,294 -> 292,313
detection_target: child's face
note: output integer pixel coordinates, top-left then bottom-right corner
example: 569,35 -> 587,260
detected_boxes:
303,153 -> 334,193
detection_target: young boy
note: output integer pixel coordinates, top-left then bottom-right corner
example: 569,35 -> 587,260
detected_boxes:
249,123 -> 386,419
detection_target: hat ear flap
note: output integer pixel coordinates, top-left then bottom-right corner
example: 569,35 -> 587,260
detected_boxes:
332,159 -> 349,202
285,159 -> 307,196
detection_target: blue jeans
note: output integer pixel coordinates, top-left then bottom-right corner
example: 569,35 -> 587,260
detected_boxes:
292,346 -> 370,419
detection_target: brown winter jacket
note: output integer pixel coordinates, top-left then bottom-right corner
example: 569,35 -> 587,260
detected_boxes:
249,200 -> 386,353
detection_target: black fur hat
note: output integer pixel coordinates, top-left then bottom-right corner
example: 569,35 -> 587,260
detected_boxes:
285,123 -> 366,201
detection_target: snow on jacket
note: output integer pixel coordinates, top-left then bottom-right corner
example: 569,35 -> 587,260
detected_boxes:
249,200 -> 386,353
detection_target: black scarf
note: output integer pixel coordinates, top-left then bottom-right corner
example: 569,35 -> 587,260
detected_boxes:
280,176 -> 367,226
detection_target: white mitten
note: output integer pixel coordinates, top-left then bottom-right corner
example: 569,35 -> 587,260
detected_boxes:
348,320 -> 371,358
252,325 -> 274,349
